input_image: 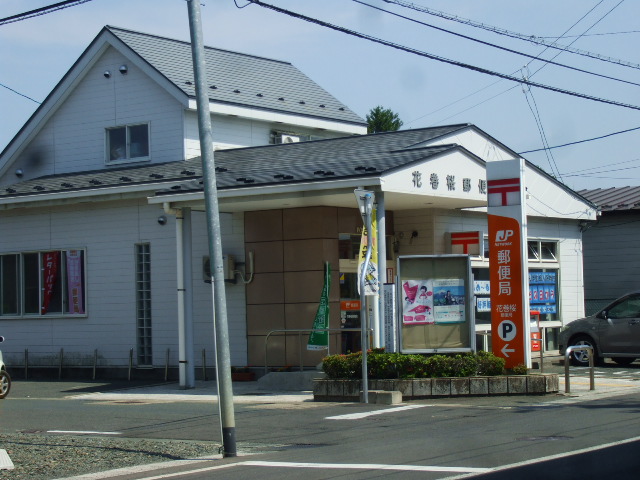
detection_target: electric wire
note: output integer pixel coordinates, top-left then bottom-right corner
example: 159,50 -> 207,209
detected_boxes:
381,0 -> 640,71
0,0 -> 96,26
0,82 -> 41,104
519,126 -> 640,154
521,75 -> 562,181
245,0 -> 640,112
353,0 -> 640,89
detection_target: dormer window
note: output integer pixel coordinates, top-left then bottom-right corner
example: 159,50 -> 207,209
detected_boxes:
106,123 -> 149,164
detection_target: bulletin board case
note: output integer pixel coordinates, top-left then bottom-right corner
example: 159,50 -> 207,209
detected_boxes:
397,255 -> 475,354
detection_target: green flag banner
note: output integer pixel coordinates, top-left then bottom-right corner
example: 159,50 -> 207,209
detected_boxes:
307,262 -> 331,351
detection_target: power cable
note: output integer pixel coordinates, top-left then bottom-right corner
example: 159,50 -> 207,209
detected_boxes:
245,0 -> 640,112
519,126 -> 640,154
0,82 -> 41,104
520,72 -> 562,181
381,0 -> 640,71
353,0 -> 640,88
0,0 -> 96,26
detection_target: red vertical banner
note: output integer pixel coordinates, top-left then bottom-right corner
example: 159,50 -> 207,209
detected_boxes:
488,215 -> 526,368
487,159 -> 530,369
41,251 -> 60,314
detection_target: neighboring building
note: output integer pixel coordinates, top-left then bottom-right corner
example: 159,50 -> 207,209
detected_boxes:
578,186 -> 640,315
0,26 -> 596,378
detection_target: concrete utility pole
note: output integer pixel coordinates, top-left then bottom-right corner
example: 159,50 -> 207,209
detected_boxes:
186,0 -> 236,457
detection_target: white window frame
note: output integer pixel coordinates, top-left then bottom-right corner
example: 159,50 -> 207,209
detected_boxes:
106,123 -> 150,165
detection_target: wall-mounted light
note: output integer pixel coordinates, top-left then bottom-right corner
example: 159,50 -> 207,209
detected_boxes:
103,70 -> 111,78
15,168 -> 24,178
157,215 -> 167,225
119,64 -> 128,75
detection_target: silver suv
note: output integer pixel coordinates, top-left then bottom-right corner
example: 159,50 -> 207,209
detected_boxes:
559,292 -> 640,366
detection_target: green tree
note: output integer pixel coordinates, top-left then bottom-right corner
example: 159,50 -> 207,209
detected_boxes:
366,106 -> 403,134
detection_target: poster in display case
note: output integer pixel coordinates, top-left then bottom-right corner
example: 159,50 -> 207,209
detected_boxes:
397,255 -> 475,353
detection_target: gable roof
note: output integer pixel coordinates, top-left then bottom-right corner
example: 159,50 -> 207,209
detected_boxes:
579,186 -> 640,212
107,26 -> 365,126
0,25 -> 365,172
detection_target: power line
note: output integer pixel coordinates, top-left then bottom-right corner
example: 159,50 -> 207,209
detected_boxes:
0,82 -> 41,104
381,0 -> 640,71
353,0 -> 640,89
246,0 -> 640,112
519,126 -> 640,154
0,0 -> 96,26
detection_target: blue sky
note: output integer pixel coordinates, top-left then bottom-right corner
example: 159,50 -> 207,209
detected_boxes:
2,0 -> 639,191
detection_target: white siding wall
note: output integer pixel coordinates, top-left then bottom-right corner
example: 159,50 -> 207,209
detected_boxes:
190,210 -> 248,366
11,47 -> 185,182
393,208 -> 584,325
184,111 -> 353,157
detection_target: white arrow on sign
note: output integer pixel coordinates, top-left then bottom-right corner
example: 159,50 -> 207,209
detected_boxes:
501,344 -> 515,357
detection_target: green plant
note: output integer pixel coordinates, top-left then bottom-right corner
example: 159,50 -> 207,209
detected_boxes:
321,350 -> 507,379
475,350 -> 506,376
510,363 -> 528,375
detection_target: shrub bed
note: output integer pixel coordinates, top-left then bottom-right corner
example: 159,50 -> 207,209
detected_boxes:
322,349 -> 508,379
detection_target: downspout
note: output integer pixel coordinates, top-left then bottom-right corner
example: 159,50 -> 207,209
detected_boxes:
163,203 -> 194,389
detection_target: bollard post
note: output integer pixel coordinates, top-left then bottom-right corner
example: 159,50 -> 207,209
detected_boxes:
92,349 -> 98,380
565,345 -> 595,394
128,348 -> 133,381
202,349 -> 207,381
165,348 -> 170,381
59,348 -> 64,380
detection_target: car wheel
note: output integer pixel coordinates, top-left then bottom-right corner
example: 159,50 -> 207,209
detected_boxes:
611,357 -> 636,366
569,335 -> 598,367
0,370 -> 10,399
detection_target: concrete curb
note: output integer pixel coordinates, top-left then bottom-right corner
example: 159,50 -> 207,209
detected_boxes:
313,374 -> 559,401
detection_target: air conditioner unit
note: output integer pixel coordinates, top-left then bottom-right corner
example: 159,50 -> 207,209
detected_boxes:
279,134 -> 302,144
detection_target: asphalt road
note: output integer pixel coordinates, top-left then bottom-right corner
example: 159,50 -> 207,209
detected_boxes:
3,364 -> 640,479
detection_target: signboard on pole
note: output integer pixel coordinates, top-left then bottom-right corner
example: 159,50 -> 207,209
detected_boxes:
358,208 -> 379,296
487,159 -> 530,369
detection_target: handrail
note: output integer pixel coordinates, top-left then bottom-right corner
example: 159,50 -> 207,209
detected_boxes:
564,345 -> 595,393
264,328 -> 370,375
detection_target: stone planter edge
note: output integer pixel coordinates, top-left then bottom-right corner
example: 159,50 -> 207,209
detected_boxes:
313,373 -> 558,401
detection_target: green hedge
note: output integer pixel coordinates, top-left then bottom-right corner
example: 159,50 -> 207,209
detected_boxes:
322,349 -> 507,379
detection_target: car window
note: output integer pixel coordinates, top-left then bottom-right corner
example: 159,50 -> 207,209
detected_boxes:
608,295 -> 640,319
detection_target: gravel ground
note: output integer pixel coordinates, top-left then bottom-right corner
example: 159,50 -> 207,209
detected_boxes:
0,433 -> 221,479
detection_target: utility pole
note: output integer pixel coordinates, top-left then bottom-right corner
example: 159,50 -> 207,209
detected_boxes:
186,0 -> 236,457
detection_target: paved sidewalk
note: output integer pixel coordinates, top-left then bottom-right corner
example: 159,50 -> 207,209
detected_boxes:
66,380 -> 314,403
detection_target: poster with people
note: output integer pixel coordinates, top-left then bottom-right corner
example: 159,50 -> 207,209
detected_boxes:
402,279 -> 434,325
432,279 -> 466,324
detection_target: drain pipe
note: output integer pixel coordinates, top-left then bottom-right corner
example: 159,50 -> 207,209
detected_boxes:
164,203 -> 195,389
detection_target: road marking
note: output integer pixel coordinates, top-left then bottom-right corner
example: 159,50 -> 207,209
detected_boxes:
442,434 -> 640,479
114,460 -> 489,479
0,449 -> 14,470
326,404 -> 428,420
242,461 -> 490,473
47,430 -> 122,435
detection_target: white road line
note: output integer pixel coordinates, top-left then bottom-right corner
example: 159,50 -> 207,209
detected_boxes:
0,449 -> 15,470
326,404 -> 429,420
242,461 -> 490,473
442,434 -> 640,479
47,430 -> 122,435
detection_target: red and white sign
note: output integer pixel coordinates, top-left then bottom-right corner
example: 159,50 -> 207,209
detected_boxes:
488,178 -> 521,207
450,231 -> 481,255
487,160 -> 530,369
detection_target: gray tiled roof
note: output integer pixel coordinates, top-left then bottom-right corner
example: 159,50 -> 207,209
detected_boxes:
1,125 -> 470,199
578,186 -> 640,212
107,26 -> 365,126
